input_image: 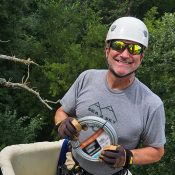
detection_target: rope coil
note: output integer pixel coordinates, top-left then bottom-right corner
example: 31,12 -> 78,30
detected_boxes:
71,116 -> 118,162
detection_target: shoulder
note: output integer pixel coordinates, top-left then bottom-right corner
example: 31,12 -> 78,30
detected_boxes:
74,69 -> 107,90
79,69 -> 107,76
135,78 -> 163,108
78,69 -> 107,80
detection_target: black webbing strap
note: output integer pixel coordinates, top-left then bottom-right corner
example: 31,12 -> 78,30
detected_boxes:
56,139 -> 128,175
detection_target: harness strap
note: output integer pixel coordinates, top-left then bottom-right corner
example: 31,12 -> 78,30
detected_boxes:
56,140 -> 128,175
71,160 -> 127,175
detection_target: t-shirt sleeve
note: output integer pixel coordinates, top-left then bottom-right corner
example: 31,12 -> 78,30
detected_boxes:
142,103 -> 166,147
60,71 -> 87,116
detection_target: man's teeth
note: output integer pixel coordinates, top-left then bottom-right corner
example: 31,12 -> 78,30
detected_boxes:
117,59 -> 132,64
113,57 -> 132,64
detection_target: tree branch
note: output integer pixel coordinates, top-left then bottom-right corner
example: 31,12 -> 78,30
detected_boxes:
0,54 -> 39,66
22,65 -> 30,84
0,78 -> 60,110
0,40 -> 10,43
0,54 -> 59,110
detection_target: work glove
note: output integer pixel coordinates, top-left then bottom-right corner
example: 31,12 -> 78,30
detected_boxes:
57,117 -> 82,140
99,145 -> 133,169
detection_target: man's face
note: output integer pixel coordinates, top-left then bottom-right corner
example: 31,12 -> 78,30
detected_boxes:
105,40 -> 144,78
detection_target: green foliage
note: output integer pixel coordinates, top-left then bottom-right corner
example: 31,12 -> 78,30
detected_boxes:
0,108 -> 45,150
36,1 -> 107,96
141,10 -> 175,102
0,1 -> 175,173
136,9 -> 175,175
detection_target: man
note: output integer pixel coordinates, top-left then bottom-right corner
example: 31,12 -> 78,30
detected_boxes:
55,17 -> 166,175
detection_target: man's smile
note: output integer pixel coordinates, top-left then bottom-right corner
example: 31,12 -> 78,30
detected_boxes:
113,57 -> 133,65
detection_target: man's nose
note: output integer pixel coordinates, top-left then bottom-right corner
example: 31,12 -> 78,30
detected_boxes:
120,48 -> 130,58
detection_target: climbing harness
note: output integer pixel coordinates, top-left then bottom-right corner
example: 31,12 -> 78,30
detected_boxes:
56,117 -> 130,175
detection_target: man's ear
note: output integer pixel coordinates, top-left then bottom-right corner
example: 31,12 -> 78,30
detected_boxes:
105,47 -> 109,58
140,53 -> 144,62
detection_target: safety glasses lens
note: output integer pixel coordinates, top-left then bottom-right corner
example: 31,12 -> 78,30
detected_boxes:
111,41 -> 143,55
111,41 -> 125,52
128,44 -> 142,54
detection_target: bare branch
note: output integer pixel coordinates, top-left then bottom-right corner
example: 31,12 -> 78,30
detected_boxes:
22,65 -> 30,84
44,99 -> 60,104
0,54 -> 59,110
0,54 -> 39,66
0,40 -> 10,43
0,78 -> 60,110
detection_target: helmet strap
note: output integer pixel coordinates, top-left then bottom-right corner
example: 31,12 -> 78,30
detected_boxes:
108,65 -> 137,78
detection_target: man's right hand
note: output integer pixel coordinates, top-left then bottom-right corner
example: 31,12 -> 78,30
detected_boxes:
57,117 -> 82,140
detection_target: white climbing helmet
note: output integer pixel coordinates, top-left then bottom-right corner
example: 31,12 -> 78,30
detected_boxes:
106,16 -> 149,48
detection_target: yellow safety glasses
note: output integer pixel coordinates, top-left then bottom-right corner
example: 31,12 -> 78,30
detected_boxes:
110,40 -> 144,55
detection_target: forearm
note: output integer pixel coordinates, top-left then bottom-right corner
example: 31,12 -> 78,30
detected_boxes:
131,146 -> 164,165
54,106 -> 68,125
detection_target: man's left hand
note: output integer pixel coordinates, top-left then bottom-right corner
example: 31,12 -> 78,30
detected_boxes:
99,145 -> 133,168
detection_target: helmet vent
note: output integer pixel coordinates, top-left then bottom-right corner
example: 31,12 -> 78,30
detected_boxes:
111,25 -> 116,31
143,30 -> 148,38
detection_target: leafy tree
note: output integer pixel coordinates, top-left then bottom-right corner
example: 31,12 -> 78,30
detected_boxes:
1,1 -> 175,174
87,0 -> 175,24
134,8 -> 175,175
0,108 -> 45,150
32,1 -> 107,97
136,0 -> 175,18
0,0 -> 107,145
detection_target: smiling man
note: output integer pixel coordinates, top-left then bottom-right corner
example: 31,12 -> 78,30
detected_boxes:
55,17 -> 166,175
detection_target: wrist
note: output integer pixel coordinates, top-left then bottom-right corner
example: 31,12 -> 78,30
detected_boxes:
55,116 -> 68,127
55,120 -> 62,126
55,119 -> 64,130
124,149 -> 133,169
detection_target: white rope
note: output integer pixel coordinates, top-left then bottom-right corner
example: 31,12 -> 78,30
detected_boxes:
71,116 -> 118,162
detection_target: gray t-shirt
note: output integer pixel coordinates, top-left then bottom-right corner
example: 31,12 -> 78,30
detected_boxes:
60,69 -> 166,175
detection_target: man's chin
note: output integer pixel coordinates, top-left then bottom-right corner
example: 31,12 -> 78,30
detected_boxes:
109,68 -> 134,78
